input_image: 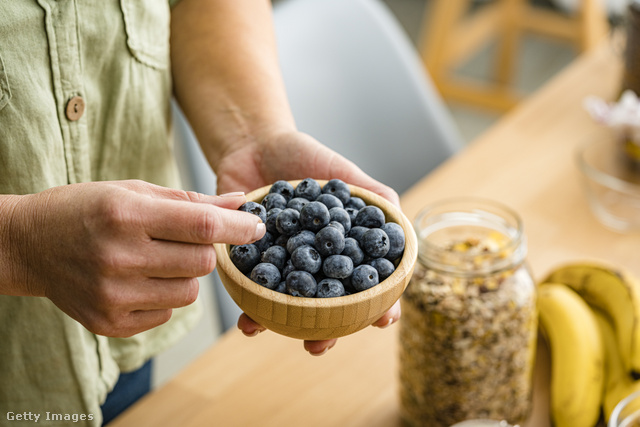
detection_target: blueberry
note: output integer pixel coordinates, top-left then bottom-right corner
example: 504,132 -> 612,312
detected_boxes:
361,228 -> 390,258
341,275 -> 357,295
316,278 -> 346,298
254,231 -> 275,253
250,263 -> 281,290
265,208 -> 282,235
351,264 -> 379,292
329,207 -> 351,234
269,180 -> 295,202
299,201 -> 330,232
274,281 -> 287,294
345,207 -> 359,224
239,201 -> 267,224
345,197 -> 366,211
286,270 -> 317,297
286,230 -> 316,254
321,179 -> 351,205
382,222 -> 405,261
354,205 -> 385,228
291,245 -> 322,274
326,221 -> 345,236
342,237 -> 364,266
323,255 -> 354,279
274,234 -> 289,248
262,193 -> 287,211
275,208 -> 301,236
261,245 -> 288,271
348,226 -> 369,245
229,244 -> 261,275
315,193 -> 344,210
368,257 -> 396,282
294,178 -> 322,200
282,259 -> 295,279
287,197 -> 310,212
314,226 -> 345,257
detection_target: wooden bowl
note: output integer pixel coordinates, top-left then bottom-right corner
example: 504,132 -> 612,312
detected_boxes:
213,180 -> 418,340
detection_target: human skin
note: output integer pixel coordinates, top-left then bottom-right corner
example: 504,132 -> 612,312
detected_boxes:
170,0 -> 401,356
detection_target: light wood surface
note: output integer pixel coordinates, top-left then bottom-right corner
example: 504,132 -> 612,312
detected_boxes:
214,180 -> 418,341
419,0 -> 610,111
111,40 -> 633,427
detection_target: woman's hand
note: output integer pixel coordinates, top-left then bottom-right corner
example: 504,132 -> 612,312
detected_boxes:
214,130 -> 402,355
0,180 -> 265,337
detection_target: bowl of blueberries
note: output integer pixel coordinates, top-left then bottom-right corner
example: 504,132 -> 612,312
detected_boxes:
213,178 -> 418,340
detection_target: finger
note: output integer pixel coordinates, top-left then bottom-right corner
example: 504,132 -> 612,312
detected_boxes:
114,277 -> 200,311
137,240 -> 218,278
140,198 -> 265,245
304,339 -> 338,356
371,300 -> 401,328
91,309 -> 174,338
118,180 -> 248,209
237,313 -> 267,337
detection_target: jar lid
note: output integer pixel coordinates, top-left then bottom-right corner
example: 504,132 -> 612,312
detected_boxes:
449,420 -> 519,427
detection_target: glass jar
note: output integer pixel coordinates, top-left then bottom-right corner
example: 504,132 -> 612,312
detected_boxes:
399,198 -> 537,427
609,390 -> 640,427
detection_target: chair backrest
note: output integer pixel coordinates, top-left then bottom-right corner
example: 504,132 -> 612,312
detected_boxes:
273,0 -> 464,194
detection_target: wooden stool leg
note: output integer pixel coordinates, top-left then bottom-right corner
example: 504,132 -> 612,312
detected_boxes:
493,0 -> 526,86
577,0 -> 609,51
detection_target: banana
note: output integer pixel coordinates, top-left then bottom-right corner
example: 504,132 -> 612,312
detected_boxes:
537,283 -> 605,427
544,263 -> 640,374
592,308 -> 640,421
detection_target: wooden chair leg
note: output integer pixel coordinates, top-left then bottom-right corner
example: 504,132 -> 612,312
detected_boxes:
577,0 -> 609,51
493,0 -> 526,86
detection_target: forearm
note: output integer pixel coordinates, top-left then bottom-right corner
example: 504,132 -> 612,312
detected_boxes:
170,0 -> 296,173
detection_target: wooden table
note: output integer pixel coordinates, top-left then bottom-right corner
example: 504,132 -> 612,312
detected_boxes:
111,40 -> 636,427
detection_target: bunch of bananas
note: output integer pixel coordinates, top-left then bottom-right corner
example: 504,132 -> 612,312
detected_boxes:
538,263 -> 640,427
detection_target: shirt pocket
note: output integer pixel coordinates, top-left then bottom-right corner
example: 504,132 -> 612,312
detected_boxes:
0,53 -> 12,111
120,0 -> 171,70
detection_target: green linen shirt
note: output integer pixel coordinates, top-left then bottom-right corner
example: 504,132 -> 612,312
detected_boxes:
0,1 -> 201,425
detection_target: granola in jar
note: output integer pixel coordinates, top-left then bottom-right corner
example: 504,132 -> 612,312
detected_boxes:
399,198 -> 537,427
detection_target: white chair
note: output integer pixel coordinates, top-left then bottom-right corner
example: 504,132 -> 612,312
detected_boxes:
174,0 -> 464,331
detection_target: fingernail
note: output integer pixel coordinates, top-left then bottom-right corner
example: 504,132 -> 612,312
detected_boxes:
377,317 -> 395,329
242,329 -> 261,337
309,347 -> 330,357
253,222 -> 266,241
219,191 -> 245,197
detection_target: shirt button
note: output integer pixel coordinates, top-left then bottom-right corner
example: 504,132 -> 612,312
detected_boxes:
65,96 -> 85,121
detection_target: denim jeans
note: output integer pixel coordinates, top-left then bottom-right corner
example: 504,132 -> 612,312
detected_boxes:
100,359 -> 153,426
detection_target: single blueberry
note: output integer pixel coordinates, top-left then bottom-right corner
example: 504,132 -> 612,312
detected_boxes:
316,278 -> 346,298
321,179 -> 351,205
345,197 -> 366,211
345,207 -> 359,224
262,193 -> 287,211
229,244 -> 261,275
315,193 -> 344,210
361,228 -> 390,258
341,275 -> 357,295
238,201 -> 267,224
299,201 -> 330,232
287,197 -> 310,212
261,245 -> 288,271
274,234 -> 289,248
291,245 -> 322,274
329,207 -> 351,234
348,226 -> 370,245
382,222 -> 405,261
274,281 -> 287,294
286,270 -> 317,297
275,208 -> 301,236
286,230 -> 316,254
269,180 -> 295,202
265,208 -> 282,236
368,257 -> 396,282
323,255 -> 354,279
326,221 -> 345,236
354,205 -> 385,228
253,231 -> 275,253
342,237 -> 364,266
351,264 -> 379,292
250,263 -> 281,290
314,226 -> 345,257
294,178 -> 322,200
282,259 -> 295,279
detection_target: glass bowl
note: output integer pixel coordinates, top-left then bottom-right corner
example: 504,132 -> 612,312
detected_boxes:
576,136 -> 640,233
